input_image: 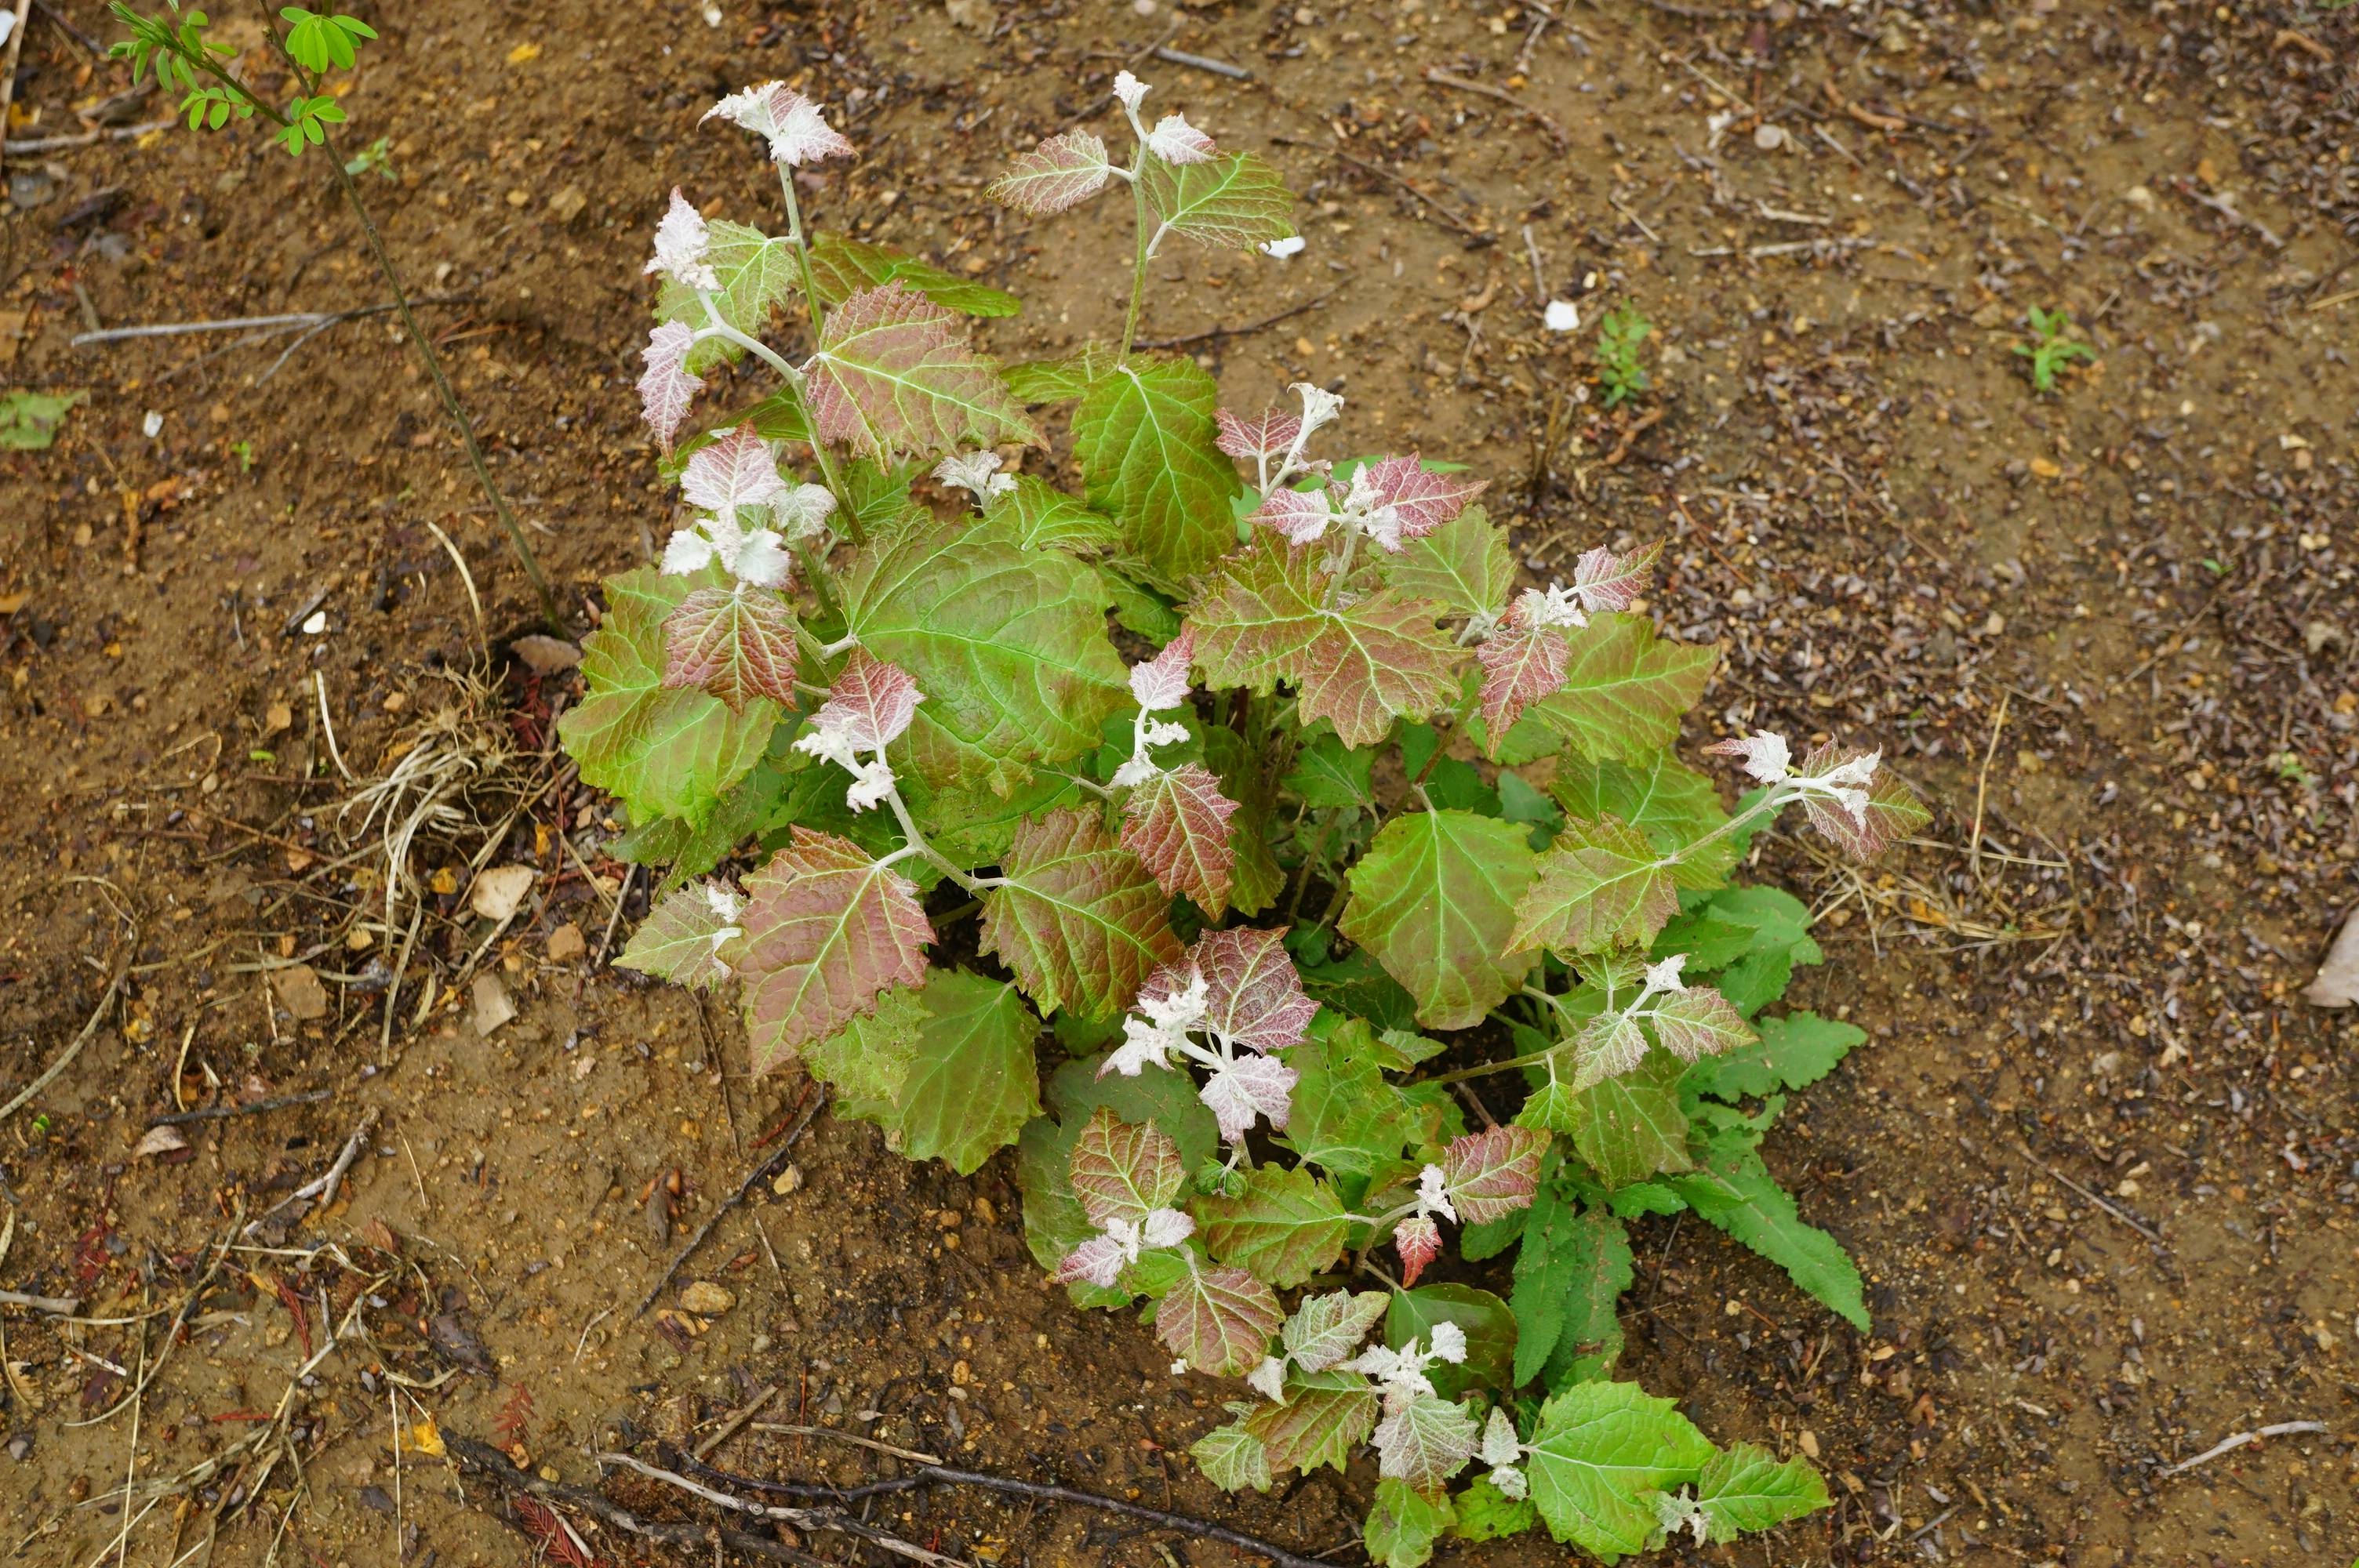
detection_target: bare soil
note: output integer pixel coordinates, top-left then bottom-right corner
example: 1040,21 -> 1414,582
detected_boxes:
2,2 -> 2354,1566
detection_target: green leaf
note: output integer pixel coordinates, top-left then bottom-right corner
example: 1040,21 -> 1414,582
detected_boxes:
1525,1052 -> 1693,1191
1451,1474 -> 1538,1542
1386,1284 -> 1516,1399
804,283 -> 1041,461
1694,1443 -> 1830,1543
1143,151 -> 1298,251
1296,949 -> 1422,1034
1524,1381 -> 1714,1559
1552,752 -> 1731,864
1510,1183 -> 1634,1385
1102,567 -> 1184,642
981,476 -> 1121,554
616,881 -> 742,991
1047,1055 -> 1221,1170
1242,1377 -> 1378,1475
1509,614 -> 1717,764
1004,342 -> 1121,405
1073,358 -> 1241,589
1509,815 -> 1678,956
841,512 -> 1129,807
1666,1144 -> 1867,1329
1276,1021 -> 1418,1176
1016,1058 -> 1215,1308
1189,534 -> 1461,749
1365,1479 -> 1455,1568
807,234 -> 1020,318
1342,811 -> 1538,1030
803,987 -> 924,1123
1686,1010 -> 1865,1102
1382,503 -> 1512,622
658,219 -> 803,374
611,755 -> 787,883
979,808 -> 1183,1018
1282,733 -> 1374,809
1190,1422 -> 1273,1493
1198,1166 -> 1349,1289
1197,725 -> 1285,916
890,971 -> 1043,1173
0,389 -> 86,451
560,568 -> 780,826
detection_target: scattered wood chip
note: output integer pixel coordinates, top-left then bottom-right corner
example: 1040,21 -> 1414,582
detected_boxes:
510,634 -> 582,673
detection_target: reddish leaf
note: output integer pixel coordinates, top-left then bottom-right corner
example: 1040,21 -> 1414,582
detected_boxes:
987,129 -> 1115,215
1394,1215 -> 1443,1287
1797,742 -> 1926,860
1069,1106 -> 1187,1225
662,585 -> 801,711
1649,986 -> 1753,1062
703,81 -> 853,166
1188,926 -> 1318,1055
1121,762 -> 1240,913
1216,407 -> 1301,463
1509,815 -> 1677,956
1440,1125 -> 1546,1222
979,808 -> 1183,1018
680,424 -> 791,522
1475,625 -> 1569,737
1572,539 -> 1660,613
1157,1262 -> 1285,1377
1358,456 -> 1487,541
809,649 -> 925,751
638,321 -> 702,451
735,829 -> 933,1074
803,282 -> 1039,461
1246,485 -> 1332,544
1243,1381 -> 1379,1475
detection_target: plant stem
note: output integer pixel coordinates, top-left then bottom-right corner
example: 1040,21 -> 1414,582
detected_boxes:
774,162 -> 861,543
1320,529 -> 1362,613
882,783 -> 990,895
1117,142 -> 1151,365
791,540 -> 844,628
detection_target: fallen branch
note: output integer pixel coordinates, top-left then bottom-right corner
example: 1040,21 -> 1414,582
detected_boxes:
150,1090 -> 331,1127
2,116 -> 176,156
1136,287 -> 1339,351
69,296 -> 471,350
599,1451 -> 965,1568
2159,1421 -> 2329,1477
2013,1143 -> 2166,1247
1150,44 -> 1251,80
1327,147 -> 1492,245
1422,68 -> 1568,151
244,1109 -> 379,1237
450,1437 -> 828,1568
0,1288 -> 83,1315
669,1446 -> 1332,1568
633,1086 -> 825,1319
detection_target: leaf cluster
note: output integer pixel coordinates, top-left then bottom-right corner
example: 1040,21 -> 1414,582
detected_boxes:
108,3 -> 375,155
2014,304 -> 2097,395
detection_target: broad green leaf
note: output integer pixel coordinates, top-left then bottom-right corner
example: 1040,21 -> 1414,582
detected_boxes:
1452,1474 -> 1537,1541
1155,1261 -> 1283,1376
1198,1166 -> 1348,1288
1276,1022 -> 1418,1176
1073,358 -> 1240,588
1016,1058 -> 1216,1307
1688,1010 -> 1866,1102
561,568 -> 779,826
1695,1442 -> 1830,1542
611,757 -> 788,884
616,880 -> 743,991
731,829 -> 933,1073
657,218 -> 800,374
1386,1284 -> 1516,1399
1282,733 -> 1374,809
1513,613 -> 1717,764
1665,1145 -> 1868,1330
807,233 -> 1020,318
1526,1052 -> 1693,1191
1197,725 -> 1285,916
1552,752 -> 1731,865
1649,986 -> 1755,1063
1144,151 -> 1299,251
1509,815 -> 1677,956
1296,949 -> 1421,1034
980,475 -> 1121,554
1510,1182 -> 1633,1385
804,283 -> 1041,461
1243,1375 -> 1378,1475
803,987 -> 925,1123
1103,566 -> 1184,642
1383,504 -> 1512,621
1342,811 -> 1537,1030
842,512 -> 1129,805
889,971 -> 1041,1173
980,807 -> 1183,1018
1190,1422 -> 1273,1493
1365,1479 -> 1455,1568
0,389 -> 86,450
1372,1392 -> 1482,1490
1660,884 -> 1820,971
1190,534 -> 1460,748
1004,342 -> 1121,405
1525,1381 -> 1714,1559
1046,1054 -> 1221,1169
1605,1181 -> 1686,1220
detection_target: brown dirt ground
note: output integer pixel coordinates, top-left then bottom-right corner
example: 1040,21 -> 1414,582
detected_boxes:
2,1 -> 2356,1566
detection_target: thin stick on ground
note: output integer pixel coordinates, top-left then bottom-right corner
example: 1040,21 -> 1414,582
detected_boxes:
632,1086 -> 825,1318
2014,1143 -> 2166,1247
598,1451 -> 965,1568
149,1089 -> 331,1127
2158,1421 -> 2328,1477
1135,287 -> 1339,351
2,931 -> 134,1124
1422,68 -> 1568,151
448,1437 -> 831,1568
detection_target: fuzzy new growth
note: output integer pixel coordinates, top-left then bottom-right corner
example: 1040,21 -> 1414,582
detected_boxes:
1110,630 -> 1198,789
1103,963 -> 1299,1145
932,450 -> 1016,506
1706,729 -> 1882,827
1055,1206 -> 1195,1290
793,655 -> 924,814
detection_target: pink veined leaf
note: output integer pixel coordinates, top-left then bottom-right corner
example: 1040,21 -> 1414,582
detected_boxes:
987,129 -> 1115,216
1158,1263 -> 1285,1377
979,808 -> 1183,1018
810,648 -> 925,751
662,586 -> 801,711
802,282 -> 1041,460
1474,625 -> 1570,736
1358,456 -> 1488,542
1216,407 -> 1301,463
703,81 -> 854,166
1146,113 -> 1217,166
1129,626 -> 1198,712
1572,539 -> 1662,614
1439,1125 -> 1547,1223
733,829 -> 932,1074
1796,741 -> 1925,861
1649,986 -> 1754,1062
680,424 -> 791,522
1069,1106 -> 1187,1226
638,321 -> 703,452
1247,484 -> 1335,544
1568,1013 -> 1648,1091
1052,1232 -> 1131,1289
1393,1215 -> 1443,1288
1198,1052 -> 1299,1142
1189,926 -> 1318,1055
1121,762 -> 1240,913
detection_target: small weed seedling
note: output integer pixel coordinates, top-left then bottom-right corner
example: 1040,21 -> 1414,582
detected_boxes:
568,71 -> 1932,1566
1594,300 -> 1652,408
107,4 -> 556,623
2014,304 -> 2096,394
